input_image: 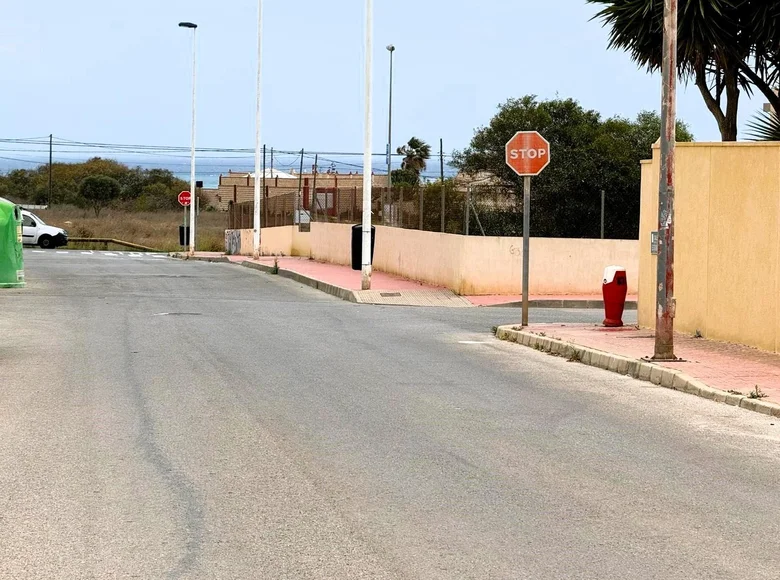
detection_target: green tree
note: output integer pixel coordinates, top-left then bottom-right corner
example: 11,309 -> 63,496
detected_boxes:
397,137 -> 431,176
588,0 -> 780,141
391,168 -> 420,187
79,175 -> 121,217
0,159 -> 190,210
452,96 -> 693,239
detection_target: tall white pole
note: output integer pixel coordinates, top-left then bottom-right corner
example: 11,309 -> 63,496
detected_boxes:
361,0 -> 373,290
188,27 -> 197,256
252,0 -> 263,259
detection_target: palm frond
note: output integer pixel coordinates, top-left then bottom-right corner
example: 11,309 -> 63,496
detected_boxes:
745,110 -> 780,141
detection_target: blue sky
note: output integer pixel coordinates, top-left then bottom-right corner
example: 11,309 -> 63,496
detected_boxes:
0,0 -> 766,163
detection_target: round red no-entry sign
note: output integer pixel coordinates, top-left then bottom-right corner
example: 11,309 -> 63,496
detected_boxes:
178,191 -> 192,207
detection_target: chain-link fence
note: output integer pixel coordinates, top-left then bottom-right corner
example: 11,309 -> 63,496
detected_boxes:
228,191 -> 299,229
228,184 -> 521,236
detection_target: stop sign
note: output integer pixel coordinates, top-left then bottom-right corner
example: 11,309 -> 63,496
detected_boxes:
178,191 -> 192,207
505,131 -> 550,176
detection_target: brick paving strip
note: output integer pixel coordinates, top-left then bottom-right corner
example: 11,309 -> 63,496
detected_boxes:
171,252 -> 636,309
496,323 -> 780,417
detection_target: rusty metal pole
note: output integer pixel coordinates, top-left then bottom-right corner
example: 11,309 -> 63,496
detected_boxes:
654,0 -> 677,360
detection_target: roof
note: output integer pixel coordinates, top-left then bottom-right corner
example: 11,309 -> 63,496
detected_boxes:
247,169 -> 297,180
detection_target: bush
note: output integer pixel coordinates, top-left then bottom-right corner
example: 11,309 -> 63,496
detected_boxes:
79,175 -> 121,217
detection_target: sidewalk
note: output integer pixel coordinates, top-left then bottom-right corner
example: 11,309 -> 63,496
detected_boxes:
498,323 -> 780,413
178,252 -> 634,308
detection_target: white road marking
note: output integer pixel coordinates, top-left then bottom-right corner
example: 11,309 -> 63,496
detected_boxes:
104,252 -> 118,256
56,251 -> 70,254
458,340 -> 491,345
31,250 -> 45,253
81,251 -> 94,255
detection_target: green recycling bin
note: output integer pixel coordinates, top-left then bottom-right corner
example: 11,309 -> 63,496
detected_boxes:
0,197 -> 25,288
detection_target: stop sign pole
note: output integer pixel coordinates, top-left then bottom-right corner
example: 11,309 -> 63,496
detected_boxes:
505,131 -> 550,326
178,191 -> 192,248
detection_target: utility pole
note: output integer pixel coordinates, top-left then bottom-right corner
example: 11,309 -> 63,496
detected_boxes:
440,138 -> 445,233
48,134 -> 53,206
361,0 -> 373,290
654,0 -> 678,360
252,0 -> 264,259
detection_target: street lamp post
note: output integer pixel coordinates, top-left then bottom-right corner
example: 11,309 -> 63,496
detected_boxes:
253,0 -> 263,259
179,21 -> 198,256
385,44 -> 395,226
361,0 -> 373,290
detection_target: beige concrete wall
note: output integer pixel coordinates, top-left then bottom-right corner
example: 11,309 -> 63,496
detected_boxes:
639,142 -> 780,352
310,222 -> 352,266
225,226 -> 309,257
260,226 -> 293,256
374,227 -> 464,290
311,223 -> 638,295
292,228 -> 311,257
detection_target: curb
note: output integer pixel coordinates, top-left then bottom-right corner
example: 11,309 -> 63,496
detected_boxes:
496,325 -> 780,418
490,300 -> 638,310
170,255 -> 636,311
169,253 -> 231,263
240,261 -> 357,302
170,254 -> 359,303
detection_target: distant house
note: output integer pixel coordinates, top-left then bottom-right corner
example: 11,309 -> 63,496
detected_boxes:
201,169 -> 389,211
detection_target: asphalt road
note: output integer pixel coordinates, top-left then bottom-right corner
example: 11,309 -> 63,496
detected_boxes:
1,250 -> 778,579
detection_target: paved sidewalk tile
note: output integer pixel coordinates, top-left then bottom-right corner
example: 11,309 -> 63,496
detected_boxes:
523,324 -> 780,406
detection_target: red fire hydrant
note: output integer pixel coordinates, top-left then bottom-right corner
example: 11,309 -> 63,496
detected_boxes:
602,266 -> 628,328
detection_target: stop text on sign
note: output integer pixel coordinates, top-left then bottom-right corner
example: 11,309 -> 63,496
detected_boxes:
508,148 -> 548,160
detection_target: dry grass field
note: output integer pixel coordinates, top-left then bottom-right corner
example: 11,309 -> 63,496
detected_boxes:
33,207 -> 228,252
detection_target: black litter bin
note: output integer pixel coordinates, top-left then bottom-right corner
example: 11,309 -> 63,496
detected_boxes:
351,224 -> 375,271
179,226 -> 190,246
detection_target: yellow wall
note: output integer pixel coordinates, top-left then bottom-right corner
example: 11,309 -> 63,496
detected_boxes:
639,142 -> 780,352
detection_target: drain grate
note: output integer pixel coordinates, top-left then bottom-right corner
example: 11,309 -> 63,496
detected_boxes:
379,292 -> 402,298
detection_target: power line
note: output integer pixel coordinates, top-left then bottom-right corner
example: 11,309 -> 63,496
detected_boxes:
0,136 -> 456,158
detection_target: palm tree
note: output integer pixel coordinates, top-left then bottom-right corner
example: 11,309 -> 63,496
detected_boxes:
588,0 -> 780,141
397,137 -> 431,176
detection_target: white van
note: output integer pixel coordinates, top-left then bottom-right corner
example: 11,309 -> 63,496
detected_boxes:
21,209 -> 68,249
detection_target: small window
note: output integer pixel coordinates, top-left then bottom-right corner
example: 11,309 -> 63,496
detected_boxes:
22,215 -> 36,227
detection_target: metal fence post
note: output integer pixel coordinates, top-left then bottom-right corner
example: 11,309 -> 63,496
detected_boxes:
419,187 -> 424,230
465,186 -> 471,235
399,187 -> 404,228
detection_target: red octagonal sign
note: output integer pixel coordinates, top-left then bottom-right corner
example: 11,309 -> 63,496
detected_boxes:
505,131 -> 550,177
178,191 -> 192,207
